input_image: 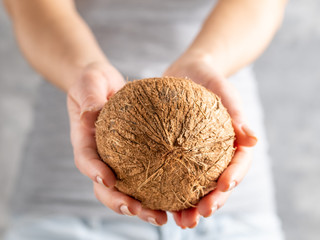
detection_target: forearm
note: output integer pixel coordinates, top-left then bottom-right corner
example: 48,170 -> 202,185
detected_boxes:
186,0 -> 287,77
4,0 -> 107,92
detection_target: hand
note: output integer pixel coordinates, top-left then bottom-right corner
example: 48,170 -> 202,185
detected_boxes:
67,62 -> 168,226
163,52 -> 258,229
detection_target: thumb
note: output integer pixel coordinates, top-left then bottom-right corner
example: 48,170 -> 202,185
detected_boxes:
223,97 -> 258,147
71,70 -> 109,129
207,79 -> 258,147
233,122 -> 258,147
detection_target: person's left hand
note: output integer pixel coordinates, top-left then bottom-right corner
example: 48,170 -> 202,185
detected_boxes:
163,52 -> 258,229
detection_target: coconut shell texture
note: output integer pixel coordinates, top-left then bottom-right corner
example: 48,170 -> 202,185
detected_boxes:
96,77 -> 235,211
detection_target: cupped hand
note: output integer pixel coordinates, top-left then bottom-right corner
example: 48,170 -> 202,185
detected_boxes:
163,52 -> 258,229
67,62 -> 167,226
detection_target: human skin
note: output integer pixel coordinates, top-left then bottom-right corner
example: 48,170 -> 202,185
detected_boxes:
4,0 -> 287,229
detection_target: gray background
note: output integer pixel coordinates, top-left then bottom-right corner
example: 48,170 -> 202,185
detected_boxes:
0,1 -> 319,239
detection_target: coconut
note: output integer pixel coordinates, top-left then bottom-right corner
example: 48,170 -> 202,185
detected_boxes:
95,77 -> 235,211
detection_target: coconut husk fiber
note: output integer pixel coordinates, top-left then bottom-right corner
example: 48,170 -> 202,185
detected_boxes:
95,77 -> 235,211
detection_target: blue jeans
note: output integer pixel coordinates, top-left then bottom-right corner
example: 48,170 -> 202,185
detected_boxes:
5,211 -> 284,240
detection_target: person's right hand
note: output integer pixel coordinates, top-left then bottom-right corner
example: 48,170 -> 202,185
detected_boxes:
67,62 -> 168,226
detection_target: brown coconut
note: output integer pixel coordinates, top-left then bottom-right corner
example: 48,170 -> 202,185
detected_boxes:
95,77 -> 235,211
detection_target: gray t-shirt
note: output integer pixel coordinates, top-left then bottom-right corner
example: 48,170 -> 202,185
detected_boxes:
11,0 -> 276,218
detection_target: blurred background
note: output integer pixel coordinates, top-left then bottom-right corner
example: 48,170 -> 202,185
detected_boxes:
0,0 -> 319,239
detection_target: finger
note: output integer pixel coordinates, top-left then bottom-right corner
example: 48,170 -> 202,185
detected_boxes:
74,140 -> 117,188
95,183 -> 167,226
68,97 -> 116,188
234,124 -> 258,147
94,182 -> 142,216
180,207 -> 200,229
207,79 -> 257,147
137,207 -> 168,227
171,211 -> 185,229
197,189 -> 232,217
216,147 -> 253,192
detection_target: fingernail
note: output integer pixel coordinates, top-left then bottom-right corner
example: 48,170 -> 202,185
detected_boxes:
80,105 -> 101,116
211,205 -> 217,214
206,205 -> 217,218
147,217 -> 160,226
227,181 -> 236,191
190,216 -> 200,229
191,215 -> 200,228
241,124 -> 258,142
96,176 -> 108,187
120,205 -> 134,216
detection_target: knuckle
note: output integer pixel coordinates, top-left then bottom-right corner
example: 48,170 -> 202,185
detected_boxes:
69,133 -> 76,147
82,69 -> 101,82
81,94 -> 98,107
73,155 -> 89,178
74,156 -> 81,170
93,186 -> 101,202
73,152 -> 84,169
